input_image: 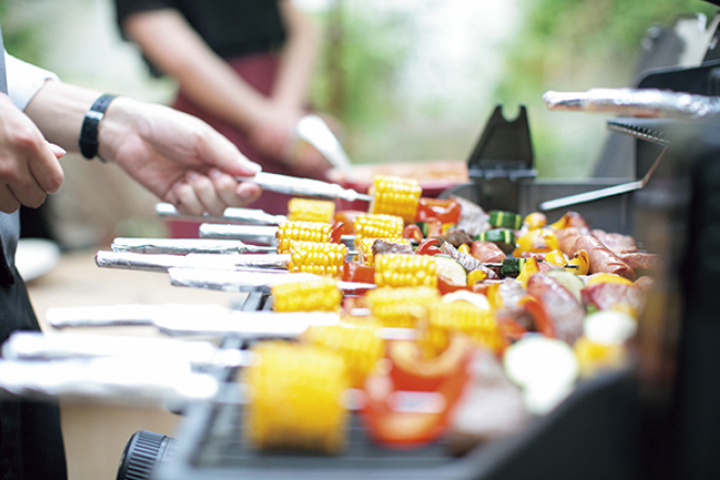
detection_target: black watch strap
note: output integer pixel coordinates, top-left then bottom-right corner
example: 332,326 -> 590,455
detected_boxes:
79,93 -> 117,161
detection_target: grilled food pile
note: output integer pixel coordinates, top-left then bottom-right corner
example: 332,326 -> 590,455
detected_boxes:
214,174 -> 656,456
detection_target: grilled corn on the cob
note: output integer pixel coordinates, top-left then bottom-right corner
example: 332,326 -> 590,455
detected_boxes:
369,175 -> 422,223
374,253 -> 438,288
287,241 -> 347,278
276,221 -> 334,254
271,277 -> 342,312
287,198 -> 336,224
422,300 -> 503,357
244,341 -> 349,454
366,285 -> 440,328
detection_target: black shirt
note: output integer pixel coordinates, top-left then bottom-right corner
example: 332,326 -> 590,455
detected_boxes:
115,0 -> 287,60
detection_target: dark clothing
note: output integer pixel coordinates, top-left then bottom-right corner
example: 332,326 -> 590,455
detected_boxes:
115,0 -> 322,217
115,0 -> 287,65
0,267 -> 67,480
0,22 -> 67,480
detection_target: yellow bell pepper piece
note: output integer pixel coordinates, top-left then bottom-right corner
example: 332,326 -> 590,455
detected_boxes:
586,273 -> 634,287
524,212 -> 547,230
516,256 -> 540,287
567,250 -> 589,275
513,228 -> 560,256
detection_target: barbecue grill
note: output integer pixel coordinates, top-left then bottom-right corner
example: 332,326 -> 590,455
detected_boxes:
110,7 -> 720,480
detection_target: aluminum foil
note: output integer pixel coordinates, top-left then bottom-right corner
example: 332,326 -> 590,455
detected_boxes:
95,251 -> 290,272
543,88 -> 720,118
1,331 -> 255,368
0,356 -> 220,407
46,303 -> 341,338
235,172 -> 371,202
111,237 -> 274,255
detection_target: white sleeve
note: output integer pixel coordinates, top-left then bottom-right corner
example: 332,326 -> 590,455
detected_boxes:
4,51 -> 60,111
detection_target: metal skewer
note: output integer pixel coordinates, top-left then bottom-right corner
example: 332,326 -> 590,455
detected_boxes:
111,237 -> 276,255
156,203 -> 288,226
96,250 -> 289,273
235,172 -> 371,202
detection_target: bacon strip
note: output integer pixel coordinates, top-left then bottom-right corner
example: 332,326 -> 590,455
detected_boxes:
574,235 -> 636,281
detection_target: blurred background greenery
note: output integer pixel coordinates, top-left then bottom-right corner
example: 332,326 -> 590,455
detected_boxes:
1,0 -> 717,181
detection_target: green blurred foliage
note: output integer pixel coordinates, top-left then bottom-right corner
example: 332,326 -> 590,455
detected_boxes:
0,0 -> 44,66
311,4 -> 414,129
495,0 -> 718,178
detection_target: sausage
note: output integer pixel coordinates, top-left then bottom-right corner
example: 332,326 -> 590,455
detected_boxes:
565,211 -> 591,230
591,229 -> 638,254
526,274 -> 585,345
573,235 -> 636,281
581,282 -> 647,314
617,252 -> 660,273
556,227 -> 583,256
471,241 -> 506,264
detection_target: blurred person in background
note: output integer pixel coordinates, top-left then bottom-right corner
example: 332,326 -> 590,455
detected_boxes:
114,0 -> 336,215
1,35 -> 261,477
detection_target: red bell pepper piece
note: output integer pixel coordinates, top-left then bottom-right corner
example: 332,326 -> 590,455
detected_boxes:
519,295 -> 556,338
415,198 -> 462,224
402,224 -> 424,243
330,222 -> 345,244
343,261 -> 376,284
416,238 -> 442,256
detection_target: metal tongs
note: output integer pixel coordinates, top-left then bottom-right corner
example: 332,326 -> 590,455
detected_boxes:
295,114 -> 353,174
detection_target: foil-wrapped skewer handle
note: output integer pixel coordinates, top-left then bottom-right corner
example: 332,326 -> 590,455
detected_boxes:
95,251 -> 289,272
46,304 -> 341,338
236,172 -> 371,202
168,267 -> 375,293
46,303 -> 230,328
222,207 -> 287,225
199,224 -> 278,244
155,203 -> 287,226
111,237 -> 275,255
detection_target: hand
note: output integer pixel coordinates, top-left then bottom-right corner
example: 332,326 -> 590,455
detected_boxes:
247,102 -> 333,179
98,97 -> 262,216
0,94 -> 64,214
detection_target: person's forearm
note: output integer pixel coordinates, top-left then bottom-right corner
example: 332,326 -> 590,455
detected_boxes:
123,9 -> 270,132
273,0 -> 318,110
23,81 -> 102,152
